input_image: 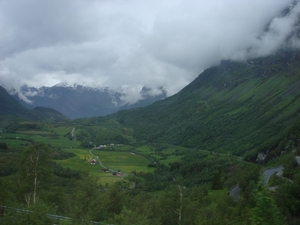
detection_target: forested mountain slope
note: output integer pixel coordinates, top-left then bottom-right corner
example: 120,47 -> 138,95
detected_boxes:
0,86 -> 68,122
91,50 -> 300,160
0,86 -> 29,117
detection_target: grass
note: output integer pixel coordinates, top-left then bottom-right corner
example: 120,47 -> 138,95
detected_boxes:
92,150 -> 155,174
0,138 -> 27,148
55,148 -> 155,185
0,130 -> 79,149
16,130 -> 55,135
159,154 -> 181,165
0,123 -> 158,185
112,145 -> 135,151
0,133 -> 32,148
51,125 -> 74,136
206,189 -> 229,202
55,148 -> 120,185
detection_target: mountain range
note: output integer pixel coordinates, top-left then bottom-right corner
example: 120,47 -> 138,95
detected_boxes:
6,84 -> 166,119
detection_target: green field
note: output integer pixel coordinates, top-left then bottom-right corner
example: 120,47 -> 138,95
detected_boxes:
109,144 -> 184,165
0,130 -> 79,149
55,148 -> 121,185
16,130 -> 54,135
92,150 -> 155,174
55,148 -> 155,185
134,145 -> 178,164
134,145 -> 192,165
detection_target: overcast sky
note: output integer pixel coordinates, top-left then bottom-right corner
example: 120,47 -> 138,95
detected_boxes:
0,0 -> 299,100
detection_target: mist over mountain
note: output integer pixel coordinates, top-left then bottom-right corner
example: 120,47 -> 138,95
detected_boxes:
1,1 -> 299,99
97,48 -> 300,162
0,85 -> 68,121
7,84 -> 166,119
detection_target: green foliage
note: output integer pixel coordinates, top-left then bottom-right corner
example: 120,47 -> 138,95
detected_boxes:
18,143 -> 52,206
86,50 -> 300,161
282,154 -> 298,178
0,144 -> 20,176
69,175 -> 104,220
0,142 -> 8,150
251,187 -> 286,225
50,149 -> 75,160
111,207 -> 157,225
274,170 -> 300,222
52,162 -> 81,179
211,170 -> 223,190
1,202 -> 53,225
106,182 -> 126,215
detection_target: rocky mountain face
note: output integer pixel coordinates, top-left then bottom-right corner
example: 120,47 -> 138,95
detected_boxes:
9,84 -> 166,119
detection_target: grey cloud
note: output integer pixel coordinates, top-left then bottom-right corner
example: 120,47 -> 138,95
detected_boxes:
145,0 -> 295,72
0,0 -> 98,59
249,3 -> 300,57
0,0 -> 298,104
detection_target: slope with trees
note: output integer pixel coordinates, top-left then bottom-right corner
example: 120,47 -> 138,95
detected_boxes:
88,50 -> 300,162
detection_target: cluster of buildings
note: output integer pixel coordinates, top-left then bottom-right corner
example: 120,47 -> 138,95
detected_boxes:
94,143 -> 123,149
101,168 -> 123,176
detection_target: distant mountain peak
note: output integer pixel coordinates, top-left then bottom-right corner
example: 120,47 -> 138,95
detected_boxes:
53,81 -> 72,88
5,83 -> 167,119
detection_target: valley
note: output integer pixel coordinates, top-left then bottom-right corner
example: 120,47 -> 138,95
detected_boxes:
1,50 -> 300,225
2,0 -> 300,224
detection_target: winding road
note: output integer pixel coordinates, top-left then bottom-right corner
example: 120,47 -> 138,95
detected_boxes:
230,184 -> 241,202
71,129 -> 297,199
71,128 -> 75,138
263,165 -> 284,185
230,165 -> 285,201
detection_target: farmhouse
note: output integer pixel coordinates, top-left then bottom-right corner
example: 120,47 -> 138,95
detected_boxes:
96,144 -> 107,149
102,168 -> 109,172
90,159 -> 96,165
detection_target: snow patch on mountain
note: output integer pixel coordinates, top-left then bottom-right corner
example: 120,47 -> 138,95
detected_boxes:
7,82 -> 165,108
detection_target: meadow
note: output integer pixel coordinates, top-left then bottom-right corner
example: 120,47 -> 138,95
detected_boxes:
0,131 -> 79,149
54,148 -> 156,185
0,123 -> 181,185
55,148 -> 121,185
91,149 -> 155,173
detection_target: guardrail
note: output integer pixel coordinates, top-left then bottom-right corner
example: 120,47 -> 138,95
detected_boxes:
1,205 -> 100,224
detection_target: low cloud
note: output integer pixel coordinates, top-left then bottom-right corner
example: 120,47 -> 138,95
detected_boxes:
0,0 -> 299,104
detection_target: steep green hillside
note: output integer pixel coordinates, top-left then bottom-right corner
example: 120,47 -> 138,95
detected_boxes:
0,86 -> 30,117
31,107 -> 69,122
0,86 -> 68,122
87,50 -> 300,160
